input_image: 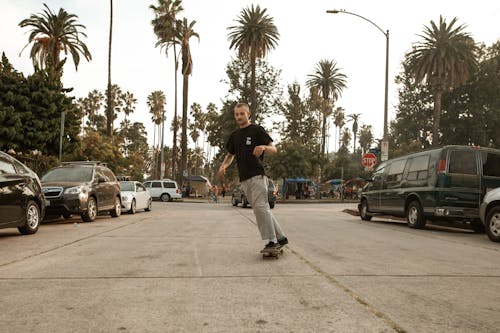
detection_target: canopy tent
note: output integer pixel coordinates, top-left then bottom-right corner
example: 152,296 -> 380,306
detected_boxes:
183,175 -> 212,197
324,179 -> 342,185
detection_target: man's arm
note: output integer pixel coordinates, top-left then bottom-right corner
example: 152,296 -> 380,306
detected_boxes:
253,143 -> 277,157
218,153 -> 234,180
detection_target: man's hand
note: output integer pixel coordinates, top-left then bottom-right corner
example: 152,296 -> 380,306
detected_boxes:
253,145 -> 266,157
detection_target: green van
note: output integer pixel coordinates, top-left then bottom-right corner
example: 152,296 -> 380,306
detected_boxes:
358,145 -> 500,231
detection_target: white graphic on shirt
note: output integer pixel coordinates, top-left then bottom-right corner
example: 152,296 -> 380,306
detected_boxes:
246,137 -> 252,145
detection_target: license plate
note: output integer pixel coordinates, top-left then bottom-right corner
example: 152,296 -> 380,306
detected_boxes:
45,200 -> 50,207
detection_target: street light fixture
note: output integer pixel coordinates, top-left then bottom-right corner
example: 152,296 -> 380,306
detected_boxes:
326,9 -> 390,160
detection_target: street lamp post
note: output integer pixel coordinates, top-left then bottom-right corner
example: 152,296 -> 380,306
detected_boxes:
326,9 -> 390,160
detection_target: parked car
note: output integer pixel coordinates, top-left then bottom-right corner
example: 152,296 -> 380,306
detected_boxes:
143,179 -> 182,202
120,181 -> 152,214
41,161 -> 121,222
480,187 -> 500,242
231,178 -> 278,209
358,145 -> 500,231
0,152 -> 45,235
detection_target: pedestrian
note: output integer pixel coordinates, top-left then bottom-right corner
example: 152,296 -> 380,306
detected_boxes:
218,102 -> 288,253
221,184 -> 226,198
212,184 -> 218,202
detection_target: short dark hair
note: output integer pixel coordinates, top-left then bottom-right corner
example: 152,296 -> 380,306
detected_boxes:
235,102 -> 250,110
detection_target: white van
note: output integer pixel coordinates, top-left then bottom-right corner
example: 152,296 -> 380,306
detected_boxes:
143,179 -> 182,202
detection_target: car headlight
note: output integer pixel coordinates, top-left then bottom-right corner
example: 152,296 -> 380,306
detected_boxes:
121,195 -> 131,202
65,186 -> 88,200
65,186 -> 86,195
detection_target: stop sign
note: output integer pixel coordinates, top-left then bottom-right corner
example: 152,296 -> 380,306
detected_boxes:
362,153 -> 377,169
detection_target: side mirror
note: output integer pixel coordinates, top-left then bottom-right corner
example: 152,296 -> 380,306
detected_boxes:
98,176 -> 106,183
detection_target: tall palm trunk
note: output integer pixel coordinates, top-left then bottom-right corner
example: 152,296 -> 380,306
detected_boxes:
432,88 -> 443,147
106,0 -> 113,137
152,125 -> 157,178
353,133 -> 357,152
172,44 -> 179,180
321,110 -> 327,157
250,50 -> 257,122
181,71 -> 189,180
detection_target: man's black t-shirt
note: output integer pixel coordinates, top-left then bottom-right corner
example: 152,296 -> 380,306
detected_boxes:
225,124 -> 273,182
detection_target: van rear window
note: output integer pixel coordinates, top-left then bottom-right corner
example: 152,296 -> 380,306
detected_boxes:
449,151 -> 477,175
482,152 -> 500,177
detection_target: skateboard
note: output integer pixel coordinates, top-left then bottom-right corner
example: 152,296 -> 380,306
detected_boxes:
262,245 -> 284,259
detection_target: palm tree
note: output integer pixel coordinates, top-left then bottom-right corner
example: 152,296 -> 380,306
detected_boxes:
150,0 -> 183,180
407,16 -> 478,146
87,90 -> 104,128
348,113 -> 361,152
334,107 -> 345,152
147,91 -> 166,178
176,18 -> 199,180
107,0 -> 113,137
104,84 -> 123,135
306,60 -> 347,156
122,91 -> 137,121
228,4 -> 279,121
19,3 -> 92,73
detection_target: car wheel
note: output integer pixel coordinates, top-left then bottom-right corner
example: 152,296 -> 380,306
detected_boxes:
359,199 -> 372,221
81,197 -> 97,222
269,201 -> 275,209
242,196 -> 248,208
145,199 -> 152,212
110,196 -> 121,218
160,193 -> 171,202
485,206 -> 500,242
18,201 -> 40,235
62,213 -> 72,220
406,200 -> 426,229
129,199 -> 136,214
232,196 -> 238,206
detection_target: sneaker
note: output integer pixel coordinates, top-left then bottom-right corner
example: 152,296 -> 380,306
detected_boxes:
260,241 -> 279,253
278,237 -> 288,246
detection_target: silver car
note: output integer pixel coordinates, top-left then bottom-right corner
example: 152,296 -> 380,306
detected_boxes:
120,181 -> 152,214
480,187 -> 500,242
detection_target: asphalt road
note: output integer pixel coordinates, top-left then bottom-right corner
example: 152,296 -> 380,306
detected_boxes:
0,200 -> 499,332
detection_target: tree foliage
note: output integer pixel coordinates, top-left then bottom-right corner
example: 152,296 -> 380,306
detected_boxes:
0,52 -> 81,156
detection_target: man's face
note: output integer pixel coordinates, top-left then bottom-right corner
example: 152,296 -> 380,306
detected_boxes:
234,106 -> 250,126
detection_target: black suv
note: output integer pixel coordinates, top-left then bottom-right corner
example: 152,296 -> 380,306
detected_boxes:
41,162 -> 121,222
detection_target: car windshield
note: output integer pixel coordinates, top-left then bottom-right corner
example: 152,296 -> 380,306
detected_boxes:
42,167 -> 93,182
120,181 -> 135,191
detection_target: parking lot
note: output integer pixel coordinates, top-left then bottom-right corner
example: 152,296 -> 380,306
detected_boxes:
1,201 -> 499,332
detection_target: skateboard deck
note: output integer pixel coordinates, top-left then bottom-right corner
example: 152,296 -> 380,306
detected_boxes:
262,246 -> 284,259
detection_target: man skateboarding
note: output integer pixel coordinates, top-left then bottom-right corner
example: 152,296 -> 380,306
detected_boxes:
218,102 -> 288,253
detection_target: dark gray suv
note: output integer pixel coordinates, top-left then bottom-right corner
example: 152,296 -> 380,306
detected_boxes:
41,162 -> 121,222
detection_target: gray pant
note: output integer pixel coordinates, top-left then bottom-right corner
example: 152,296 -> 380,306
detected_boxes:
241,175 -> 284,240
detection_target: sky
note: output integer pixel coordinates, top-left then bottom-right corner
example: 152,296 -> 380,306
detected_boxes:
2,0 -> 499,152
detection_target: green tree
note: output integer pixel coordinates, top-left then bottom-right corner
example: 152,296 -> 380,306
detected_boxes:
280,82 -> 320,145
176,18 -> 199,180
358,125 -> 374,153
19,3 -> 92,73
104,84 -> 123,135
347,113 -> 361,152
0,53 -> 81,156
407,16 -> 478,146
306,60 -> 347,157
333,107 -> 345,152
150,0 -> 183,180
147,90 -> 166,178
228,4 -> 279,120
122,91 -> 137,121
